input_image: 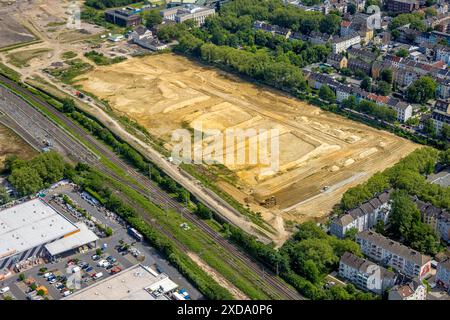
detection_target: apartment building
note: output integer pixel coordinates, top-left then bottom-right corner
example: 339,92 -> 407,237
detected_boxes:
331,33 -> 361,54
415,199 -> 450,243
431,108 -> 450,133
386,0 -> 419,13
356,230 -> 432,279
330,190 -> 392,239
339,252 -> 397,295
436,258 -> 450,291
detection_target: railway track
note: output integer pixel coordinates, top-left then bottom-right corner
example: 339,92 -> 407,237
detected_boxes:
0,75 -> 304,300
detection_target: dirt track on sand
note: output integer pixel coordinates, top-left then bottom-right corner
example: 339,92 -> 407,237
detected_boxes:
75,53 -> 419,225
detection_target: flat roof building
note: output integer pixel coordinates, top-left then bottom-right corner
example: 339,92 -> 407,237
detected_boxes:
44,222 -> 98,257
160,4 -> 215,26
64,264 -> 179,300
0,199 -> 78,270
105,10 -> 142,28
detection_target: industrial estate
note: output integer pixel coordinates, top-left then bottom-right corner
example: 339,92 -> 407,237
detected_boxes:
0,0 -> 449,303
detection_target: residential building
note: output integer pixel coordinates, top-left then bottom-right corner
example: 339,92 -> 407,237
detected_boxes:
331,33 -> 361,54
309,31 -> 333,45
435,99 -> 450,113
105,10 -> 142,27
415,198 -> 450,243
330,190 -> 392,239
349,0 -> 366,12
160,4 -> 215,26
130,26 -> 169,51
347,58 -> 372,75
327,53 -> 348,69
388,278 -> 427,300
387,98 -> 413,122
386,0 -> 420,13
436,45 -> 450,65
253,21 -> 292,39
335,84 -> 353,102
436,258 -> 450,291
431,108 -> 450,133
356,230 -> 432,279
339,252 -> 397,295
437,78 -> 450,99
348,48 -> 379,64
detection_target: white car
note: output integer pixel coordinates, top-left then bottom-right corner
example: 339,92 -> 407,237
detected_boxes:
97,259 -> 107,267
0,286 -> 10,294
93,272 -> 103,280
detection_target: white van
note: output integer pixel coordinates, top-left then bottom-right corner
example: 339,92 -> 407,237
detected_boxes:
62,290 -> 72,297
72,266 -> 81,273
93,272 -> 103,280
0,286 -> 10,294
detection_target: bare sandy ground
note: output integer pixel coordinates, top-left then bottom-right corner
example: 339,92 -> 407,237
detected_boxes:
0,124 -> 37,168
75,54 -> 419,225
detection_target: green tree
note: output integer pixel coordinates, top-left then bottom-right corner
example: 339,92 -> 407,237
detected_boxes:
344,227 -> 358,240
196,203 -> 213,219
361,76 -> 372,92
8,166 -> 44,196
375,219 -> 385,234
441,123 -> 450,140
342,96 -> 358,109
406,76 -> 437,104
319,14 -> 341,35
423,118 -> 436,137
143,9 -> 163,29
347,3 -> 356,15
389,190 -> 420,237
376,81 -> 392,96
62,98 -> 76,113
380,69 -> 393,84
395,48 -> 409,58
0,186 -> 10,205
319,84 -> 336,103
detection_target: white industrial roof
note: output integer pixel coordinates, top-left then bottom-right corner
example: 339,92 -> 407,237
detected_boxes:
65,264 -> 177,300
0,199 -> 78,260
45,222 -> 98,256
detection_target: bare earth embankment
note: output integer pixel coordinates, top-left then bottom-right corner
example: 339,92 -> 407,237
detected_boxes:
0,124 -> 37,168
75,53 -> 419,227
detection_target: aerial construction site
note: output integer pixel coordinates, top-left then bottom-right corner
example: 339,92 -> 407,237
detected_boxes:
75,54 -> 419,230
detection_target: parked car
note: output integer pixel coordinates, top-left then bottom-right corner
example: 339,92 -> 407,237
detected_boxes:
107,257 -> 117,264
93,272 -> 103,280
97,259 -> 107,267
92,254 -> 100,261
62,290 -> 72,297
0,287 -> 10,294
85,266 -> 94,273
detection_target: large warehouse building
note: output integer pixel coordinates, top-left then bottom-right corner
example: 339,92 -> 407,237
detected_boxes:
65,264 -> 179,300
0,198 -> 98,270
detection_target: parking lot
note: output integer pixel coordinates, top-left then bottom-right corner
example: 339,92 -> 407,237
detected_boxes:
0,184 -> 202,300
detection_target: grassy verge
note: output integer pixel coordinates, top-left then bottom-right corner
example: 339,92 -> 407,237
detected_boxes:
0,62 -> 21,82
102,172 -> 282,299
181,163 -> 275,234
